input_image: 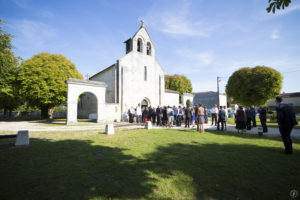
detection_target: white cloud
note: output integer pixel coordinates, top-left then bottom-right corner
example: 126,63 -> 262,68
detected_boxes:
176,49 -> 214,65
7,20 -> 57,51
142,0 -> 220,37
271,29 -> 279,39
12,0 -> 54,18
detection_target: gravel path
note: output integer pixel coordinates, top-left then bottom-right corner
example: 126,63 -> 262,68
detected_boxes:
0,121 -> 143,132
0,121 -> 299,138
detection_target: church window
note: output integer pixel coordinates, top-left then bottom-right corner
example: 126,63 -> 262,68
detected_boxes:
144,66 -> 147,81
146,42 -> 151,56
137,38 -> 143,52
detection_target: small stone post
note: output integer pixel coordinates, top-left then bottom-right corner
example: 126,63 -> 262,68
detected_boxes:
105,124 -> 114,135
145,121 -> 152,130
15,130 -> 30,146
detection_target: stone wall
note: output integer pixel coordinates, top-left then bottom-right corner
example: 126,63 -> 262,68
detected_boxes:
219,94 -> 227,107
164,92 -> 180,107
181,93 -> 194,106
66,79 -> 107,124
104,103 -> 121,122
91,66 -> 116,103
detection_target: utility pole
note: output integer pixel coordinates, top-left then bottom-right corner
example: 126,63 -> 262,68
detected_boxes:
217,76 -> 221,107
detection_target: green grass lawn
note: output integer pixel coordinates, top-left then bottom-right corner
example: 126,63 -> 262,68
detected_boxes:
227,117 -> 300,129
1,129 -> 300,200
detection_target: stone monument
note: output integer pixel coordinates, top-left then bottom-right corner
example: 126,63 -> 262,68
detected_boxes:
105,124 -> 114,135
15,130 -> 30,146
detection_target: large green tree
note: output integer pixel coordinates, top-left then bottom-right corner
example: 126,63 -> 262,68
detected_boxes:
0,20 -> 21,115
267,0 -> 291,13
18,53 -> 83,120
165,74 -> 193,94
226,66 -> 282,106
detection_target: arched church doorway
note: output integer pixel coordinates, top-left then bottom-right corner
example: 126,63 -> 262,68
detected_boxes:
141,98 -> 150,109
77,92 -> 98,122
66,79 -> 106,125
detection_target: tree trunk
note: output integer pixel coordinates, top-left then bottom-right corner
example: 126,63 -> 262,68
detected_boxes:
48,107 -> 54,121
41,106 -> 49,119
4,108 -> 8,116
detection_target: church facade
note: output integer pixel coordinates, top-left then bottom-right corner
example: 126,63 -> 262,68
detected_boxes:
68,21 -> 192,123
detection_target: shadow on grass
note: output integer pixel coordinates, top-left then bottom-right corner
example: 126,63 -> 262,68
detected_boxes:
1,137 -> 300,199
0,139 -> 155,199
207,129 -> 300,144
144,142 -> 300,199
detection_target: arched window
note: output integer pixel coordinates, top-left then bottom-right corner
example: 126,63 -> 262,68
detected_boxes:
137,38 -> 143,52
146,42 -> 151,56
144,66 -> 147,81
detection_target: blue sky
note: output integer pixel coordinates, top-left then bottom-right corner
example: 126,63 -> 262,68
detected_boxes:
1,0 -> 300,93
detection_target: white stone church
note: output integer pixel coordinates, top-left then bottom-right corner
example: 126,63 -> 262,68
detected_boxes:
66,21 -> 193,124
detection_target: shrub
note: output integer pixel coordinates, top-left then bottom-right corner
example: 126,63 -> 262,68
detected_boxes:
267,113 -> 277,122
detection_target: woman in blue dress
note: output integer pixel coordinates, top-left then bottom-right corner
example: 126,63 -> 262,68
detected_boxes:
191,108 -> 195,128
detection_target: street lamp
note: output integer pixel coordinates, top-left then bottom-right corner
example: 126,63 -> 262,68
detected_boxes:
217,77 -> 221,107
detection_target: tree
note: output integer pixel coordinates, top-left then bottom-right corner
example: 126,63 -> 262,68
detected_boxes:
267,0 -> 291,13
0,20 -> 21,116
165,74 -> 192,94
226,66 -> 282,106
18,53 -> 83,120
186,99 -> 191,107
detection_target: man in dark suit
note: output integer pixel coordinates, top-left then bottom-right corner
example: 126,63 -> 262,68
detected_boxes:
245,107 -> 252,130
258,106 -> 268,132
276,96 -> 298,154
217,106 -> 225,131
185,106 -> 192,128
156,106 -> 162,126
250,105 -> 256,127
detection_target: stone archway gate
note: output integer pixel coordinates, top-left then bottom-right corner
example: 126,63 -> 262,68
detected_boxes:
66,78 -> 107,125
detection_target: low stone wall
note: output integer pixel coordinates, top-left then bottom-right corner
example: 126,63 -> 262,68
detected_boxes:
0,111 -> 66,117
103,104 -> 121,122
164,92 -> 179,107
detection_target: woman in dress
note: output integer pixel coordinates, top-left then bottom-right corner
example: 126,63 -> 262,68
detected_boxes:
235,106 -> 247,133
191,108 -> 195,128
198,104 -> 205,133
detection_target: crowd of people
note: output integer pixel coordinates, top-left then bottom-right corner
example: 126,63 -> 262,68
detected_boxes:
127,103 -> 230,133
233,98 -> 298,154
127,97 -> 298,154
234,105 -> 268,133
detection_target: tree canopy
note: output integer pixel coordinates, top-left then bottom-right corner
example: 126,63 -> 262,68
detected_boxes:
0,20 -> 21,114
226,66 -> 282,106
267,0 -> 291,13
18,53 -> 83,119
165,74 -> 192,94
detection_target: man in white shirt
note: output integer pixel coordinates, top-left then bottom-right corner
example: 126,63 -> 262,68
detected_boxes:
136,103 -> 142,123
211,104 -> 218,126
